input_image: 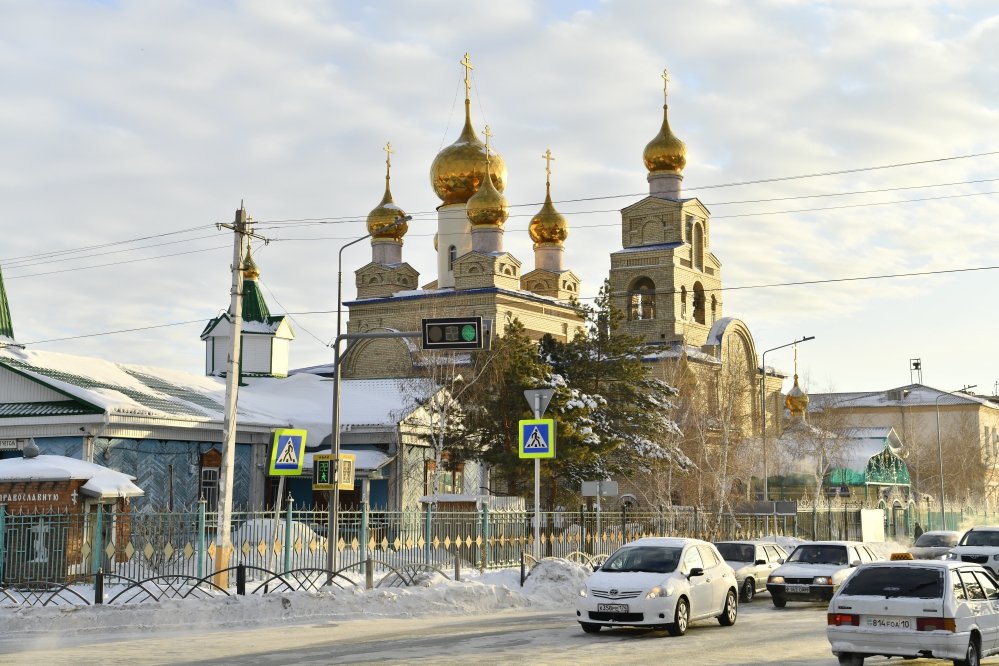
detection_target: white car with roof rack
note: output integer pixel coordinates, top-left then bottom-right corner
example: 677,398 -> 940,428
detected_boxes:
946,527 -> 999,577
767,541 -> 883,607
575,537 -> 739,636
827,558 -> 999,665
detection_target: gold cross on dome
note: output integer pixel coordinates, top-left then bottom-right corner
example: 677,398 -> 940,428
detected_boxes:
483,125 -> 493,163
383,142 -> 394,178
460,53 -> 474,97
662,69 -> 670,102
542,149 -> 555,184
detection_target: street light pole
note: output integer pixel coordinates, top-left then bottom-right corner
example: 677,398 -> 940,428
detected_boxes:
327,215 -> 412,577
760,336 -> 815,508
935,384 -> 976,531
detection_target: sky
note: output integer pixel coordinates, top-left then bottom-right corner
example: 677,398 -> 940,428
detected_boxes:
0,0 -> 997,395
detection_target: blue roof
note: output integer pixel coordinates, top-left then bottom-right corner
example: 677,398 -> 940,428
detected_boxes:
611,242 -> 683,255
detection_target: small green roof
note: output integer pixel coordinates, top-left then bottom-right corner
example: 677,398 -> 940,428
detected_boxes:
0,265 -> 13,341
242,278 -> 271,323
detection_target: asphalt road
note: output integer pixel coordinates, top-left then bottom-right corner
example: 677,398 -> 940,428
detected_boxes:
0,601 -> 993,666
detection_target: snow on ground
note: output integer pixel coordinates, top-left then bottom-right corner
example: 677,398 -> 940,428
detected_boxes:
0,559 -> 590,639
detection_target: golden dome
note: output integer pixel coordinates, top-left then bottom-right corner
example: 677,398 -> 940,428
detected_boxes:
643,104 -> 687,173
366,143 -> 408,241
785,374 -> 810,416
430,100 -> 507,205
529,183 -> 569,246
465,133 -> 509,228
243,242 -> 260,280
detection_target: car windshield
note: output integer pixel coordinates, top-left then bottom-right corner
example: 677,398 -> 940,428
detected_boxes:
839,567 -> 944,598
960,531 -> 999,547
914,534 -> 958,548
715,543 -> 755,562
601,547 -> 683,573
787,545 -> 848,565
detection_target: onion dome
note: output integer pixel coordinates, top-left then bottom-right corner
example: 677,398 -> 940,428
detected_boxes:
243,242 -> 260,280
529,151 -> 568,246
785,374 -> 810,417
642,69 -> 687,173
429,55 -> 507,205
465,129 -> 509,228
366,143 -> 408,241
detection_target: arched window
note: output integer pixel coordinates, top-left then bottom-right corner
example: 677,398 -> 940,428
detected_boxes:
448,245 -> 456,271
711,295 -> 717,324
693,223 -> 704,271
629,277 -> 656,320
680,286 -> 687,319
693,282 -> 706,325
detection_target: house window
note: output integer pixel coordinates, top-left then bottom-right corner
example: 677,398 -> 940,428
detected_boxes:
425,458 -> 464,495
200,449 -> 222,507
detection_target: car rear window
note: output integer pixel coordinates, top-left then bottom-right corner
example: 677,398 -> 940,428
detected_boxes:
839,567 -> 944,598
715,543 -> 754,562
788,545 -> 848,565
960,531 -> 999,547
914,533 -> 958,548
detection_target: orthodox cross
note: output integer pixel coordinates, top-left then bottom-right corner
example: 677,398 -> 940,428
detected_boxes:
662,69 -> 670,102
793,341 -> 799,376
461,53 -> 474,98
483,125 -> 492,164
542,149 -> 555,186
383,142 -> 394,177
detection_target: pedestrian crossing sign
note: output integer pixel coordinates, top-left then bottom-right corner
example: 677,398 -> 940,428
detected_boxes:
519,419 -> 555,459
269,429 -> 307,476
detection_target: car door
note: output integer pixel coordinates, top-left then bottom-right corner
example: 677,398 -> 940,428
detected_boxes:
683,546 -> 713,618
960,569 -> 995,648
698,545 -> 727,613
972,571 -> 999,651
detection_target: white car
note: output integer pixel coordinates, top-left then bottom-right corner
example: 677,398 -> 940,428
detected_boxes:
576,537 -> 739,636
767,541 -> 883,607
946,527 -> 999,577
714,540 -> 788,602
910,530 -> 961,560
827,559 -> 999,665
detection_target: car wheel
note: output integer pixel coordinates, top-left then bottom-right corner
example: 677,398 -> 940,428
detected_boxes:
954,637 -> 980,666
772,595 -> 787,608
667,597 -> 689,637
740,578 -> 755,603
580,622 -> 601,634
838,654 -> 864,666
718,589 -> 738,626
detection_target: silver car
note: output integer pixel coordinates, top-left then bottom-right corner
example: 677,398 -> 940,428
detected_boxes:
909,530 -> 960,560
714,540 -> 788,602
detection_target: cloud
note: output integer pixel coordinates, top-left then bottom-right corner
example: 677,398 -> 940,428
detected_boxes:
0,0 -> 997,393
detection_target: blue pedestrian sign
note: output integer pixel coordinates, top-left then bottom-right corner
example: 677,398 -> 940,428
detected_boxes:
269,429 -> 307,476
519,419 -> 555,459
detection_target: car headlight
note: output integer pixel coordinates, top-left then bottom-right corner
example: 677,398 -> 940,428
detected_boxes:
944,553 -> 958,561
813,577 -> 832,585
578,585 -> 587,598
645,586 -> 674,599
993,554 -> 999,561
769,575 -> 785,584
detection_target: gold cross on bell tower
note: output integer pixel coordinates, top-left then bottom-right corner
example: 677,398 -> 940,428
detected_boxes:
542,149 -> 555,186
482,125 -> 493,157
460,53 -> 474,100
662,69 -> 670,102
383,141 -> 394,177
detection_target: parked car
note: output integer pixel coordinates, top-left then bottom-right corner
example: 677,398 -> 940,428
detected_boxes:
767,541 -> 883,607
714,540 -> 788,602
827,559 -> 999,665
909,530 -> 961,560
576,537 -> 739,636
946,527 -> 999,577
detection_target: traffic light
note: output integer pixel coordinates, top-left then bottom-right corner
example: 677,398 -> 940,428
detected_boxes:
312,454 -> 334,490
421,317 -> 491,351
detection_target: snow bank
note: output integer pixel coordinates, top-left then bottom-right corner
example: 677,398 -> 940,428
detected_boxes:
0,560 -> 590,638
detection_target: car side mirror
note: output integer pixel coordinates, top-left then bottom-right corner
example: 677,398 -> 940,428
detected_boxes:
778,558 -> 786,564
591,565 -> 600,572
850,559 -> 861,567
755,559 -> 767,566
688,567 -> 704,578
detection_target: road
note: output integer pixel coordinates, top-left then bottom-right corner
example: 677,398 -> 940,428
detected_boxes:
0,601 -> 989,665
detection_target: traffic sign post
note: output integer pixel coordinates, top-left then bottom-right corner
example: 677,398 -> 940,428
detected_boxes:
522,389 -> 556,558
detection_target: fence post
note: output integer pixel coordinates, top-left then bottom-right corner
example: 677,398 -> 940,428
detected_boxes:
520,552 -> 525,587
812,506 -> 817,540
95,568 -> 104,604
237,563 -> 246,595
0,504 -> 5,586
365,556 -> 373,590
284,494 -> 293,574
621,509 -> 627,546
481,503 -> 489,571
424,504 -> 432,566
693,507 -> 699,539
579,505 -> 586,553
197,498 -> 206,579
360,501 -> 369,576
92,503 -> 103,578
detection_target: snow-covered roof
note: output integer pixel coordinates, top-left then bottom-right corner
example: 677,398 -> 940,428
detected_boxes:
610,242 -> 683,255
811,384 -> 999,411
0,455 -> 144,498
641,342 -> 721,365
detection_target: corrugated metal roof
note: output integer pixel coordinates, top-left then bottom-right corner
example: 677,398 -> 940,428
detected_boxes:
0,265 -> 13,341
0,401 -> 101,418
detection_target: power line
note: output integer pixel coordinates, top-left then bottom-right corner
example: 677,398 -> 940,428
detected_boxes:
4,245 -> 230,280
0,225 -> 214,264
4,234 -> 222,270
258,278 -> 331,348
11,319 -> 208,345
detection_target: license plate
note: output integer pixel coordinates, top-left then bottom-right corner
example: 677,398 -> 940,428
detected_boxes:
786,585 -> 810,594
865,616 -> 913,630
598,604 -> 629,613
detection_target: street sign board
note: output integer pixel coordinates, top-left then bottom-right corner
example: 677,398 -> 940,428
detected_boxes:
312,454 -> 335,491
523,389 -> 555,419
519,419 -> 555,458
269,429 -> 307,476
339,453 -> 356,490
421,317 -> 484,351
581,480 -> 618,497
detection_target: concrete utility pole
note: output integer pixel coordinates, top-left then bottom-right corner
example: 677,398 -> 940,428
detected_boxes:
215,204 -> 268,585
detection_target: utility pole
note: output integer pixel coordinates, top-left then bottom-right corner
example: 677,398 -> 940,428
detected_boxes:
215,203 -> 268,586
